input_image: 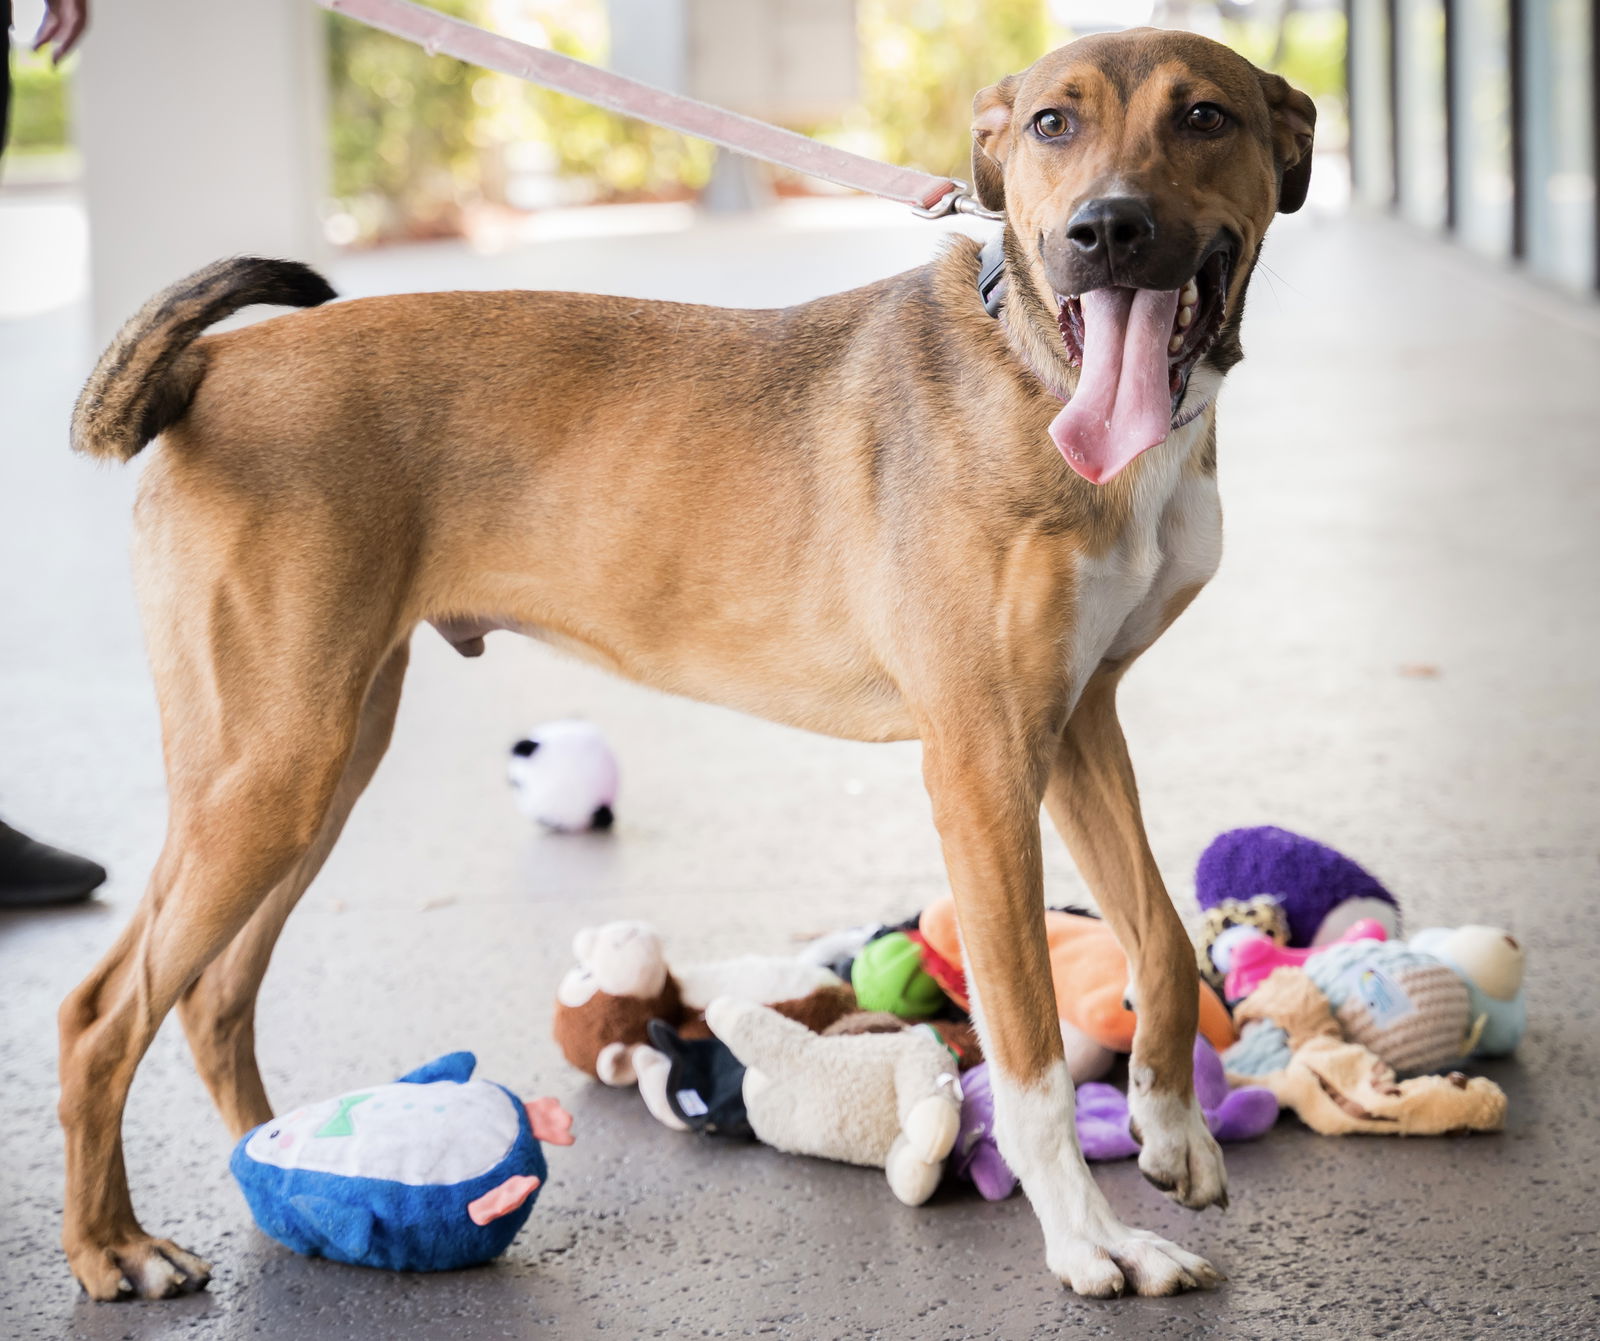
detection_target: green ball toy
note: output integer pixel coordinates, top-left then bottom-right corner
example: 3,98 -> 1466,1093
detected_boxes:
851,932 -> 947,1019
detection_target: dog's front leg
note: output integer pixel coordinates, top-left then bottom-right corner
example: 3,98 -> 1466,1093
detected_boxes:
922,724 -> 1221,1297
1045,673 -> 1229,1213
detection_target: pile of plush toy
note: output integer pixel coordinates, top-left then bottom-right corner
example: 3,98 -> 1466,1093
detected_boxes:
227,812 -> 1524,1275
549,826 -> 1524,1206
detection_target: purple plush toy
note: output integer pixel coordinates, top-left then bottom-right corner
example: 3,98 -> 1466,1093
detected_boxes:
1195,826 -> 1402,948
1077,1038 -> 1279,1163
953,1041 -> 1279,1192
951,1063 -> 1017,1201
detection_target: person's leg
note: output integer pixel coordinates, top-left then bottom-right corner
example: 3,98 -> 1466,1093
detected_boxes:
2,0 -> 12,164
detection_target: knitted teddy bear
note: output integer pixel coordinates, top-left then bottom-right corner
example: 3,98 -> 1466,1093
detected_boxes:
1223,968 -> 1506,1136
1225,927 -> 1525,1079
1410,925 -> 1526,1056
552,921 -> 855,1085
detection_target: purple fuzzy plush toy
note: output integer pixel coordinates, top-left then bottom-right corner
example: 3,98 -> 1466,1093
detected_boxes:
1196,825 -> 1402,948
1077,1038 -> 1279,1162
951,1063 -> 1018,1201
953,1040 -> 1279,1195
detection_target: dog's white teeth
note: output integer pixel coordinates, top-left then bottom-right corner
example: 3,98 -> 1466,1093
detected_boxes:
1177,306 -> 1194,329
1181,279 -> 1199,305
1168,333 -> 1184,354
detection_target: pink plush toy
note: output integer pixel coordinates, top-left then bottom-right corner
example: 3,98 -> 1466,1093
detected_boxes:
1224,918 -> 1389,1002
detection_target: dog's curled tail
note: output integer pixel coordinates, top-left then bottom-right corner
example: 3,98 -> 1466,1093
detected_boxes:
71,257 -> 336,462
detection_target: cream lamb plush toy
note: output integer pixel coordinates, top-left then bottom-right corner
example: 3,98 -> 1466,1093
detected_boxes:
703,997 -> 964,1206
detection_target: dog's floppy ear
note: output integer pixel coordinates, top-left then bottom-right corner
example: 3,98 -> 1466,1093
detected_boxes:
971,73 -> 1022,213
1256,70 -> 1316,214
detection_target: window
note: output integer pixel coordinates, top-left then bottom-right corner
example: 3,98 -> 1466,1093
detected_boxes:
1521,0 -> 1597,289
1451,0 -> 1514,258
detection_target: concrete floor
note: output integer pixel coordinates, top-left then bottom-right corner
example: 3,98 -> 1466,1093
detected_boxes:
2,196 -> 1598,1340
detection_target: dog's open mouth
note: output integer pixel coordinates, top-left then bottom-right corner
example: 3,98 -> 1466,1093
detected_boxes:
1046,247 -> 1233,486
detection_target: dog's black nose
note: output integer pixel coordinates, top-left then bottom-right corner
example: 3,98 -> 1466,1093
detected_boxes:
1065,197 -> 1156,264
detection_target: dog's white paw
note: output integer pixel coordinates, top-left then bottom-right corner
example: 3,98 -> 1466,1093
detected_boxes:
1129,1080 -> 1229,1210
1049,1225 -> 1224,1298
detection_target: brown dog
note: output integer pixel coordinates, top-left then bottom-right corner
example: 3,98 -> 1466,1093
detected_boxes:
58,28 -> 1313,1301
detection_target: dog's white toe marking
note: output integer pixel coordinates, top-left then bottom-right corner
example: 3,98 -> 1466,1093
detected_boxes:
1128,1064 -> 1229,1210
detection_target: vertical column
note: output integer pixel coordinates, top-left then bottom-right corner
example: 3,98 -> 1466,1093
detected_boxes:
74,0 -> 328,346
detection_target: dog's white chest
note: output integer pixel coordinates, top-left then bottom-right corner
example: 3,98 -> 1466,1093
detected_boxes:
1065,425 -> 1222,703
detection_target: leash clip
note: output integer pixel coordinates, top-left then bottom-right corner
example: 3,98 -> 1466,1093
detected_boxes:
912,181 -> 1004,223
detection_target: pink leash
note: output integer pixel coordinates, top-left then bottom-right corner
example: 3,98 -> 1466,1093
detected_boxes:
318,0 -> 1001,222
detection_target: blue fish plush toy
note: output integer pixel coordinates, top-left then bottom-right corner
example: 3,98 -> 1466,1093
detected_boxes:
231,1052 -> 573,1272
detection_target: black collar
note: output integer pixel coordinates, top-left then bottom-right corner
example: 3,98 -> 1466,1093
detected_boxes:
977,230 -> 1007,318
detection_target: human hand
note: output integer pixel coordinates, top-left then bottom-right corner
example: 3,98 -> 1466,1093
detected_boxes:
33,0 -> 89,64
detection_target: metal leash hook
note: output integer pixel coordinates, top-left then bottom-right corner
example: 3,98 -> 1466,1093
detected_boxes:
911,181 -> 1005,224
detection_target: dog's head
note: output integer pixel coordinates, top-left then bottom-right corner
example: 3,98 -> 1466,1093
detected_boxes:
971,28 -> 1315,483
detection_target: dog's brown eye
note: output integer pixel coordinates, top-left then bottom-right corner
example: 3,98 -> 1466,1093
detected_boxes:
1186,103 -> 1226,133
1033,109 -> 1069,139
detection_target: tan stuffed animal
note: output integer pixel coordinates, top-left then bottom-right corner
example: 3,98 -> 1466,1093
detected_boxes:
1227,968 -> 1506,1135
552,921 -> 855,1085
704,997 -> 964,1206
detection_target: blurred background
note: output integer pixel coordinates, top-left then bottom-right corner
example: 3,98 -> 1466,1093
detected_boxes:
4,0 -> 1594,329
2,0 -> 1363,333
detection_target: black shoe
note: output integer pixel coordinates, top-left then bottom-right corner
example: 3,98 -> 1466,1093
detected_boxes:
0,820 -> 107,907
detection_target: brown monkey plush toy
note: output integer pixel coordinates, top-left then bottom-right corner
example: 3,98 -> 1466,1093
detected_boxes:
552,921 -> 856,1086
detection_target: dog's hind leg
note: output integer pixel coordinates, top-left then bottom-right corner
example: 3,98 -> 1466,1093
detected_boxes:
175,641 -> 410,1137
57,497 -> 410,1301
921,709 -> 1221,1298
1045,673 -> 1229,1214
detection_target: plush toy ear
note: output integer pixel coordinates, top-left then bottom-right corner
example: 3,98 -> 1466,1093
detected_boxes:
573,926 -> 598,964
1256,70 -> 1316,213
555,965 -> 600,1009
971,73 -> 1022,213
525,1096 -> 575,1146
398,1051 -> 476,1085
290,1195 -> 376,1260
467,1173 -> 541,1226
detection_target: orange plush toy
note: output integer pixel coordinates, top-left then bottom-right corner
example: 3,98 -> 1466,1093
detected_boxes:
918,897 -> 1235,1054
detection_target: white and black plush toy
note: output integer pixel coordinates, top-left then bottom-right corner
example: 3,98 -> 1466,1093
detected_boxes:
507,720 -> 618,832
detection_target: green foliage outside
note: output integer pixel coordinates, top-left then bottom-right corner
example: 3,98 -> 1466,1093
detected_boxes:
325,0 -> 714,241
6,46 -> 72,155
325,0 -> 488,238
1223,8 -> 1348,105
821,0 -> 1052,180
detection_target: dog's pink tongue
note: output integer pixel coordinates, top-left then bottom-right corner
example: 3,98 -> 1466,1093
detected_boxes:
1049,286 -> 1180,484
